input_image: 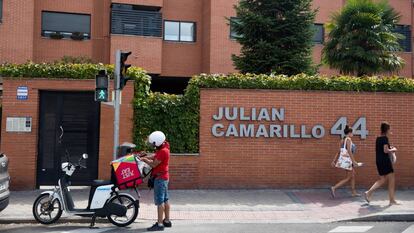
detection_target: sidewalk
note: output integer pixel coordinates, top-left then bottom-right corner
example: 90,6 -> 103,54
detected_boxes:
1,188 -> 413,224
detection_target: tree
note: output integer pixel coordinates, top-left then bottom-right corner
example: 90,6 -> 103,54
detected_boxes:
322,0 -> 404,76
231,0 -> 317,75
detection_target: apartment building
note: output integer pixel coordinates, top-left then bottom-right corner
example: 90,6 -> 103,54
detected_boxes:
0,0 -> 413,92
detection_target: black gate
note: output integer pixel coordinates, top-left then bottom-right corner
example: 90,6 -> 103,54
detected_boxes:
37,91 -> 100,186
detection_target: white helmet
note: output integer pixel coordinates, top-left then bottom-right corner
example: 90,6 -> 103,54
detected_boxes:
148,131 -> 166,147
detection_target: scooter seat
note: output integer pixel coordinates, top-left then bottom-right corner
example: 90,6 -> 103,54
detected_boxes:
92,180 -> 113,187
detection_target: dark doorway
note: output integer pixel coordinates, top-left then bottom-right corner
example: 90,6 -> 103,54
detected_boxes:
37,91 -> 100,186
150,75 -> 191,94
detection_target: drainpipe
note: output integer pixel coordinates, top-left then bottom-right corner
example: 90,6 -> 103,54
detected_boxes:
410,0 -> 414,78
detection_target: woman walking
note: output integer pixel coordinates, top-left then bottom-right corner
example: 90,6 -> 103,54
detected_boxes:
331,125 -> 360,198
364,122 -> 399,205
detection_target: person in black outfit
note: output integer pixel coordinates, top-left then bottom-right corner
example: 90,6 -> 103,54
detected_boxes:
364,122 -> 399,205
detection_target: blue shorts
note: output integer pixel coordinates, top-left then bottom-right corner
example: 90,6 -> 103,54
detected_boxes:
154,178 -> 169,206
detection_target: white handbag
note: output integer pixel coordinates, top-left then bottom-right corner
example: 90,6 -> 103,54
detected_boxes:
389,152 -> 397,164
335,138 -> 353,171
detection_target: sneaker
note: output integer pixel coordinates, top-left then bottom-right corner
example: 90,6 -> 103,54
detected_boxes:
147,222 -> 164,231
163,219 -> 172,228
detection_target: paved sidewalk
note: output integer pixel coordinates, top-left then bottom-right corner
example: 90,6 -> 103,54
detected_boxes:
1,188 -> 413,223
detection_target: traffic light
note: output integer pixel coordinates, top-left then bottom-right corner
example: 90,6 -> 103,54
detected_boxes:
119,51 -> 131,90
95,69 -> 109,102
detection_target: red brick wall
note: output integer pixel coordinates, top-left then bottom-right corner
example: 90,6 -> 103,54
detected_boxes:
112,0 -> 163,7
201,0 -> 212,74
3,81 -> 414,190
207,0 -> 240,74
169,155 -> 199,189
0,78 -> 134,190
110,35 -> 163,74
32,0 -> 110,63
197,89 -> 414,189
0,0 -> 35,63
312,0 -> 343,23
161,0 -> 203,77
1,0 -> 413,78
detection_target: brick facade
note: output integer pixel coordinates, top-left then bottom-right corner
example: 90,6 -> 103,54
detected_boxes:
0,0 -> 413,77
0,78 -> 134,190
0,78 -> 199,190
0,0 -> 35,63
197,89 -> 414,188
2,82 -> 414,190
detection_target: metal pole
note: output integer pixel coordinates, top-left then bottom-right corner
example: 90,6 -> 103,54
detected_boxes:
113,50 -> 121,160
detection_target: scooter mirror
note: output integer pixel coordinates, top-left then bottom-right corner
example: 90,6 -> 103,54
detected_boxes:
82,153 -> 88,159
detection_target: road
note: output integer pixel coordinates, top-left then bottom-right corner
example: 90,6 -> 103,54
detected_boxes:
0,221 -> 413,233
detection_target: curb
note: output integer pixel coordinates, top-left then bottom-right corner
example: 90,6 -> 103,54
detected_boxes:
341,213 -> 414,222
0,218 -> 110,224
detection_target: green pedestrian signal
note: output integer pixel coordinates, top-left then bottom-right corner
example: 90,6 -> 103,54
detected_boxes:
95,70 -> 109,102
99,90 -> 105,99
95,89 -> 108,102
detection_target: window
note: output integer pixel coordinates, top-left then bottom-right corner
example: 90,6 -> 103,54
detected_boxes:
111,3 -> 162,37
313,24 -> 324,44
394,25 -> 411,52
0,0 -> 3,22
164,21 -> 179,41
164,21 -> 196,42
230,17 -> 242,39
42,11 -> 91,39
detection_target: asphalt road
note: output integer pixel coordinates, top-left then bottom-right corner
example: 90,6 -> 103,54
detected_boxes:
0,222 -> 413,233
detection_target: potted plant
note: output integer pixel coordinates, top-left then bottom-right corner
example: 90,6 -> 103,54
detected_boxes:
70,32 -> 85,41
49,32 -> 64,40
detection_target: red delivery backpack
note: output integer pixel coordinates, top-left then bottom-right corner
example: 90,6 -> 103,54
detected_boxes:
111,154 -> 143,190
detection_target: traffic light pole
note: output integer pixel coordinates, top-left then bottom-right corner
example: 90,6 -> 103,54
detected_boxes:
113,50 -> 121,160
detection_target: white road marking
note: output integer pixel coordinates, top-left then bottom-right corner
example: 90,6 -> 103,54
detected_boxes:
402,225 -> 414,233
329,226 -> 373,233
49,228 -> 113,233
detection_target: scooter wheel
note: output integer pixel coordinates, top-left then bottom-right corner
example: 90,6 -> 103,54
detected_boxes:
107,194 -> 139,227
33,193 -> 62,224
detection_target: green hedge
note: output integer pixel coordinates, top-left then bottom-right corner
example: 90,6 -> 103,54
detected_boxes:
0,62 -> 150,88
190,73 -> 414,92
0,62 -> 151,108
133,93 -> 198,152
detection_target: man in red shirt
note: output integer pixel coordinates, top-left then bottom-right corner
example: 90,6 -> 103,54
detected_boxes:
141,131 -> 171,231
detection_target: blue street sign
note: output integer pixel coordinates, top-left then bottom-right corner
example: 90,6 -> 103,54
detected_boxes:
17,86 -> 28,100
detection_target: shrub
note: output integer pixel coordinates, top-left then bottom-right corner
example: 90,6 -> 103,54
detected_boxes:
323,0 -> 404,76
133,93 -> 198,153
0,62 -> 150,88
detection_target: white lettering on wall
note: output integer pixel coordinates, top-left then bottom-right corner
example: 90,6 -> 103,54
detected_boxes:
212,123 -> 224,137
312,125 -> 325,139
210,106 -> 368,140
240,124 -> 254,137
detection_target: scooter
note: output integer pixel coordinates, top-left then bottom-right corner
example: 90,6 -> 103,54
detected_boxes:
33,127 -> 139,227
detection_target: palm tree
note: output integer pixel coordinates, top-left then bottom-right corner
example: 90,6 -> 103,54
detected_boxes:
322,0 -> 405,76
